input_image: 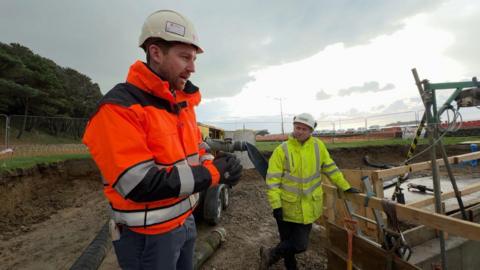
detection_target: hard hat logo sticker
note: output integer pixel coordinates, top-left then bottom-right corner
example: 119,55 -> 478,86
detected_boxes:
165,21 -> 185,37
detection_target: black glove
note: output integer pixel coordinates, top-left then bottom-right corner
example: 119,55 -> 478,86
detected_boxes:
273,208 -> 283,221
212,152 -> 243,187
345,187 -> 361,193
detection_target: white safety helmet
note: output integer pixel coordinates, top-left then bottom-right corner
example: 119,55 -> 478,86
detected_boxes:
139,10 -> 203,53
293,113 -> 317,130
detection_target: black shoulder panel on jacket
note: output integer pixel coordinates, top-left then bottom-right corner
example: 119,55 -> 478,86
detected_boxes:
183,80 -> 199,94
88,83 -> 175,120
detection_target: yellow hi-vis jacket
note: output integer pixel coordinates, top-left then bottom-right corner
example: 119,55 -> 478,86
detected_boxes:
266,135 -> 351,224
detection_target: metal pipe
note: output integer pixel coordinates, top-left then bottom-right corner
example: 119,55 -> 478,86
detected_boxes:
426,82 -> 448,270
437,139 -> 467,220
412,69 -> 447,269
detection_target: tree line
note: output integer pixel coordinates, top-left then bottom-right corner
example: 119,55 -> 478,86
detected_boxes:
0,42 -> 103,119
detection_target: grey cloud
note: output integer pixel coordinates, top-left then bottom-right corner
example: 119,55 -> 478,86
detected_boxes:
434,4 -> 480,76
373,105 -> 386,111
0,0 -> 442,98
316,90 -> 331,100
383,100 -> 408,112
338,81 -> 395,96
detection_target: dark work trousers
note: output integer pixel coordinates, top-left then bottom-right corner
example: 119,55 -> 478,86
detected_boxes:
274,218 -> 312,270
113,214 -> 197,270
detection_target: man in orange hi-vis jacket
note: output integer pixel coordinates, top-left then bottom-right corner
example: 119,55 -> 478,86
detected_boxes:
83,10 -> 243,270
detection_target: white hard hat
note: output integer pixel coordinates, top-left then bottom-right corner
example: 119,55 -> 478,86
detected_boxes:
293,113 -> 317,130
139,10 -> 203,53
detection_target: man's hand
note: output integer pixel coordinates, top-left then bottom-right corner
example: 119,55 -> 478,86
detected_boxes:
272,208 -> 283,221
337,187 -> 361,198
345,187 -> 360,193
212,152 -> 243,187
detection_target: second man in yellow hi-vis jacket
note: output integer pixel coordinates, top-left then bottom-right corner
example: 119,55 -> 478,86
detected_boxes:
259,113 -> 359,270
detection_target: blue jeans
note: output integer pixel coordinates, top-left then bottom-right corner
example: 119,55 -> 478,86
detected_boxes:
113,215 -> 197,270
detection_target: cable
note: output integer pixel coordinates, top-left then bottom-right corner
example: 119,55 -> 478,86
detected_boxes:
404,106 -> 463,165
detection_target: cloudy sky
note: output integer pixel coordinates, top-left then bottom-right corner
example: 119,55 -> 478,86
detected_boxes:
1,0 -> 479,132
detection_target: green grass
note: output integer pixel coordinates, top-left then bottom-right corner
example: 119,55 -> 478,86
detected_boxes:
2,136 -> 478,172
256,136 -> 480,152
0,153 -> 91,172
1,127 -> 82,145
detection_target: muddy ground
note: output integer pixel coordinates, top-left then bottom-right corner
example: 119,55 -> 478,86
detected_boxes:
1,144 -> 479,270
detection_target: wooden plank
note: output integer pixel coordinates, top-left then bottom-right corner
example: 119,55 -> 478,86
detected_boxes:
373,157 -> 452,179
322,184 -> 480,241
342,169 -> 374,189
406,182 -> 480,208
327,222 -> 421,270
372,151 -> 480,180
453,151 -> 480,163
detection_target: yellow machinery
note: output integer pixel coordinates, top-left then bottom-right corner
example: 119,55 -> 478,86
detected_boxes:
198,122 -> 224,140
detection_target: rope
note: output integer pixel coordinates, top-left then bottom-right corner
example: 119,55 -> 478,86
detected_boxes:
380,199 -> 412,261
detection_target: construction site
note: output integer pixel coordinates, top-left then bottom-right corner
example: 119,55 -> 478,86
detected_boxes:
1,3 -> 480,268
0,70 -> 480,270
1,142 -> 480,270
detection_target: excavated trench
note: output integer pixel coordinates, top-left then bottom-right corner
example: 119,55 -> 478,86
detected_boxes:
0,144 -> 477,270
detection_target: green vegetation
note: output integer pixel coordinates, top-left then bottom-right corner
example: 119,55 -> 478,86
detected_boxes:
0,42 -> 102,118
0,153 -> 91,172
5,126 -> 82,145
256,136 -> 480,152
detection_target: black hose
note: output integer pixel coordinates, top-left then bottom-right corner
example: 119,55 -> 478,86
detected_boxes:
363,155 -> 394,169
245,142 -> 268,180
69,220 -> 110,270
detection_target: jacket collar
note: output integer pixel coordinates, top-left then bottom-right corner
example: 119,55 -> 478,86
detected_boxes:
126,60 -> 201,106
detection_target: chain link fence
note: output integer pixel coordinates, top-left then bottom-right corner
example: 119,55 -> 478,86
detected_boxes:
1,110 -> 479,158
1,115 -> 89,159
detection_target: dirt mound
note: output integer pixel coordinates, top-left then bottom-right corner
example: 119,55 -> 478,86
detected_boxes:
0,159 -> 109,270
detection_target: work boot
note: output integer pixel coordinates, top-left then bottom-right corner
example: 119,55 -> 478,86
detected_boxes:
258,246 -> 271,270
259,246 -> 282,270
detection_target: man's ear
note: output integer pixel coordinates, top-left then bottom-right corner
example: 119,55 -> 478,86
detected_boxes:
148,44 -> 165,64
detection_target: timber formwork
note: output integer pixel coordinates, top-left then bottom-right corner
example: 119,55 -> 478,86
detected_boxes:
321,151 -> 480,270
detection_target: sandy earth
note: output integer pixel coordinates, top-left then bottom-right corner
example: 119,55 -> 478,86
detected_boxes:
1,144 -> 479,270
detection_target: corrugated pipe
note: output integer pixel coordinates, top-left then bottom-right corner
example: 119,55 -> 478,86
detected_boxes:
69,220 -> 110,270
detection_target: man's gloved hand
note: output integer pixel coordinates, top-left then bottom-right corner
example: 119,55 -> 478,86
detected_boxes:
337,187 -> 361,199
272,208 -> 283,221
212,152 -> 243,187
345,187 -> 361,193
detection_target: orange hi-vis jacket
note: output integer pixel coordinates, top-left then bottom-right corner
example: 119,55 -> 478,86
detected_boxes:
83,61 -> 220,235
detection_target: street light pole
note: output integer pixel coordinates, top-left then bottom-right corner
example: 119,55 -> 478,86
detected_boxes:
274,98 -> 285,135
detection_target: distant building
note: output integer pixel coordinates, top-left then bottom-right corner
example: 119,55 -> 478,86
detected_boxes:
198,122 -> 224,140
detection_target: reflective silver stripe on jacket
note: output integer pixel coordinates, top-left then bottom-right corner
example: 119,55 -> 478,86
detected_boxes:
314,140 -> 321,171
322,161 -> 336,169
115,157 -> 197,198
187,154 -> 200,166
281,141 -> 322,184
281,172 -> 321,184
322,168 -> 340,176
281,143 -> 290,172
112,193 -> 199,227
199,153 -> 214,163
281,180 -> 322,196
276,140 -> 323,195
114,160 -> 156,197
176,160 -> 195,196
266,172 -> 283,179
